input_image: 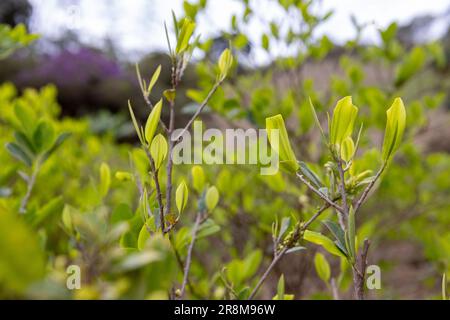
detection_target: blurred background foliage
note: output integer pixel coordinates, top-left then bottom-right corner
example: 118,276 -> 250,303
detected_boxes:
0,0 -> 449,299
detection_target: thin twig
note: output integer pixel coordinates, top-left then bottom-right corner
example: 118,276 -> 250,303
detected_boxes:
19,162 -> 40,214
296,173 -> 345,214
144,148 -> 165,232
173,80 -> 222,142
179,212 -> 203,298
353,163 -> 386,214
336,158 -> 349,229
330,278 -> 340,300
248,247 -> 288,300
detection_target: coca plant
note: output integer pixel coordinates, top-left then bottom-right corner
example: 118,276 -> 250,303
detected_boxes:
250,96 -> 406,299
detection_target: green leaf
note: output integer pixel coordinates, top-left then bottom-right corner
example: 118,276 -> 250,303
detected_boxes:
111,203 -> 134,224
395,47 -> 425,86
322,220 -> 347,255
148,65 -> 162,94
308,97 -> 326,141
191,165 -> 205,193
128,100 -> 145,145
277,274 -> 285,300
205,186 -> 219,211
137,224 -> 150,250
0,204 -> 46,293
347,206 -> 356,261
330,96 -> 358,149
243,250 -> 262,279
299,161 -> 323,188
163,89 -> 176,103
33,120 -> 55,152
32,196 -> 64,227
218,48 -> 234,80
304,230 -> 346,258
145,99 -> 163,145
197,219 -> 221,239
150,134 -> 168,170
5,142 -> 32,166
14,103 -> 36,136
176,18 -> 196,54
314,252 -> 331,283
381,98 -> 406,161
42,132 -> 71,161
266,114 -> 299,173
99,162 -> 111,197
340,137 -> 355,162
14,131 -> 36,155
175,180 -> 188,214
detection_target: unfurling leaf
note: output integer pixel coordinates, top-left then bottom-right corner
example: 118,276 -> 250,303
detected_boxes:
330,96 -> 358,149
145,99 -> 163,145
266,114 -> 299,173
191,165 -> 205,193
205,186 -> 219,211
150,134 -> 168,170
175,180 -> 189,214
314,252 -> 331,283
218,48 -> 233,80
176,18 -> 196,54
99,162 -> 111,197
341,136 -> 355,162
381,98 -> 406,162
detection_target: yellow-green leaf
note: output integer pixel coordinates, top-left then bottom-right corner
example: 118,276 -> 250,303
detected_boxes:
176,18 -> 195,54
266,114 -> 299,173
304,230 -> 346,258
128,100 -> 144,145
115,171 -> 133,182
314,252 -> 331,283
145,99 -> 163,145
191,165 -> 205,193
148,65 -> 161,94
99,162 -> 111,197
205,186 -> 219,211
175,180 -> 188,214
150,134 -> 168,170
341,136 -> 355,162
381,98 -> 406,161
218,48 -> 233,80
330,96 -> 358,149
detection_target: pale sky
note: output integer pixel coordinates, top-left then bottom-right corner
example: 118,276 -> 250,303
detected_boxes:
29,0 -> 450,63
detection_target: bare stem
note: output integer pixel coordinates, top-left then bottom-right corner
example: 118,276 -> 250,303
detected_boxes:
248,247 -> 288,300
179,212 -> 203,298
352,238 -> 371,300
144,148 -> 165,232
296,173 -> 345,214
19,162 -> 40,214
330,278 -> 340,300
173,80 -> 222,142
354,163 -> 387,214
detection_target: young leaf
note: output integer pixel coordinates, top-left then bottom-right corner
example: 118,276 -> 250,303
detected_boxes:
148,65 -> 162,94
33,120 -> 55,152
115,171 -> 133,182
330,96 -> 358,149
299,161 -> 323,188
322,220 -> 347,255
218,48 -> 234,80
381,98 -> 406,162
277,274 -> 285,300
150,134 -> 168,170
5,142 -> 32,166
176,18 -> 196,54
205,186 -> 219,211
137,224 -> 150,250
308,97 -> 326,141
191,165 -> 205,193
175,180 -> 188,214
340,136 -> 355,163
163,89 -> 176,103
304,230 -> 346,258
99,162 -> 111,197
347,206 -> 356,261
266,114 -> 299,173
145,99 -> 163,145
314,252 -> 331,283
128,100 -> 145,145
